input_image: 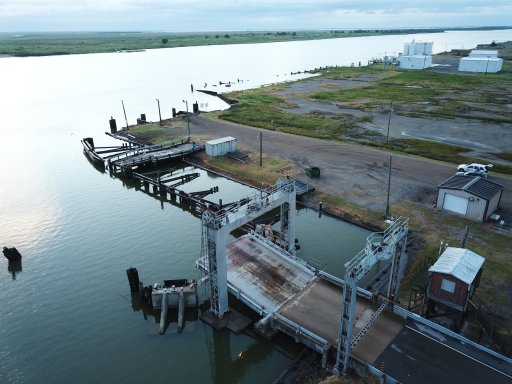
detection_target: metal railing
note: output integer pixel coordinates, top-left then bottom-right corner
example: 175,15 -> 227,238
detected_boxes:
393,305 -> 512,364
272,312 -> 330,348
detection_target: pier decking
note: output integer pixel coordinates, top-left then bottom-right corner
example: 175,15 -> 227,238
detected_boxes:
198,232 -> 512,383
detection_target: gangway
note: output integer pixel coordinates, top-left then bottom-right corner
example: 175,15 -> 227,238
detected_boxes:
200,180 -> 297,317
335,217 -> 409,374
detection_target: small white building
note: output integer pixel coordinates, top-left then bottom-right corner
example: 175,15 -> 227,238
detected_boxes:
437,175 -> 504,221
469,50 -> 498,58
459,50 -> 503,73
205,136 -> 237,157
398,55 -> 432,69
398,40 -> 433,70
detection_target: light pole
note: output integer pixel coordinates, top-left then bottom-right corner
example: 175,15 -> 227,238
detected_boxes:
385,156 -> 392,220
121,99 -> 129,128
259,132 -> 263,167
386,100 -> 394,143
182,100 -> 190,139
156,98 -> 162,125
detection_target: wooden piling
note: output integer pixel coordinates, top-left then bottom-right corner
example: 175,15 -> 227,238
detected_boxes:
178,291 -> 185,333
159,292 -> 168,335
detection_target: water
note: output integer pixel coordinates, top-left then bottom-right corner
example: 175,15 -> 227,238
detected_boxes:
1,29 -> 510,383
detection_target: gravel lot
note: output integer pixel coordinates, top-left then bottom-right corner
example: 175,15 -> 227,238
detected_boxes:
189,115 -> 512,219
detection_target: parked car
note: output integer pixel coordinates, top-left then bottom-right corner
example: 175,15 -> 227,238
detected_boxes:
457,163 -> 493,178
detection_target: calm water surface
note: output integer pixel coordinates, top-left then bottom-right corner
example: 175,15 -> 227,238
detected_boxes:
1,29 -> 511,383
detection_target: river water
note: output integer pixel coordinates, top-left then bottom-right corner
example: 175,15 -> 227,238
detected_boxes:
1,29 -> 511,383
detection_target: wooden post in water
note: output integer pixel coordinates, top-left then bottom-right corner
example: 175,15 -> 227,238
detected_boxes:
121,100 -> 129,128
178,291 -> 185,333
159,292 -> 168,335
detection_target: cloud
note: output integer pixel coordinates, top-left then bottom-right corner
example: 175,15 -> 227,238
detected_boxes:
0,0 -> 511,31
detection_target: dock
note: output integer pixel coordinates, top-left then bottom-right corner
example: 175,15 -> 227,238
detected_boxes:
196,180 -> 512,383
198,230 -> 512,383
107,140 -> 202,177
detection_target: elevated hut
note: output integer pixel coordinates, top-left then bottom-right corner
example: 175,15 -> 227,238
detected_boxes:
426,247 -> 484,329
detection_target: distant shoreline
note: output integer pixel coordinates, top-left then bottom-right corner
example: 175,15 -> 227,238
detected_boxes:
1,26 -> 510,58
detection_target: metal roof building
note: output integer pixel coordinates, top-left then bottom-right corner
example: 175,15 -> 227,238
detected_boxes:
437,175 -> 504,221
469,50 -> 499,58
205,136 -> 237,157
459,50 -> 503,73
426,247 -> 485,327
428,247 -> 485,286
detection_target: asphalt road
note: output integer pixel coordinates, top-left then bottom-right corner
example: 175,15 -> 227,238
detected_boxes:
189,115 -> 512,217
375,325 -> 512,384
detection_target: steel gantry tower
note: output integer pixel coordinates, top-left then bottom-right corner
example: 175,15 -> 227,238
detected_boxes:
335,217 -> 409,374
201,180 -> 297,317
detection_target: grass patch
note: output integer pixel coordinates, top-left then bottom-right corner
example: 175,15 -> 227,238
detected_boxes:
493,152 -> 512,162
220,101 -> 349,138
312,83 -> 441,105
0,29 -> 449,57
202,151 -> 295,187
125,119 -> 188,144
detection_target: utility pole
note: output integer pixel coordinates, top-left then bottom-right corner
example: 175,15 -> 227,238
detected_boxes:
182,100 -> 190,139
385,156 -> 392,219
121,100 -> 129,128
461,226 -> 469,247
259,132 -> 263,167
386,100 -> 393,143
156,99 -> 162,125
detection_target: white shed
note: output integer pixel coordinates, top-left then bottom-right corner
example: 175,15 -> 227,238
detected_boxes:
459,57 -> 503,73
469,50 -> 498,58
398,55 -> 432,69
205,136 -> 237,157
437,175 -> 504,221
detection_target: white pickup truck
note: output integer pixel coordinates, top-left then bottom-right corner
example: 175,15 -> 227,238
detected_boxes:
457,163 -> 493,178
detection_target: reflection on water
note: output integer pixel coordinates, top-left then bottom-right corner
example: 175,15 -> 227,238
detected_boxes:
3,31 -> 510,383
7,259 -> 22,280
129,292 -> 199,333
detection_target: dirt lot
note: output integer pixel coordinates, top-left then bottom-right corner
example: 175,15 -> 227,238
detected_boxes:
271,72 -> 512,157
188,114 -> 512,220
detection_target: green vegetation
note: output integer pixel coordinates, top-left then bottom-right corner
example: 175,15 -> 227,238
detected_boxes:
0,28 -> 497,57
217,63 -> 512,175
126,119 -> 188,144
203,151 -> 294,187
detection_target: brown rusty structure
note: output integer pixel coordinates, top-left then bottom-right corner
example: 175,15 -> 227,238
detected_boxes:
426,247 -> 485,329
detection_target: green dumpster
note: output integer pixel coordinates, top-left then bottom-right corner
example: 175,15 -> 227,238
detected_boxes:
305,166 -> 320,178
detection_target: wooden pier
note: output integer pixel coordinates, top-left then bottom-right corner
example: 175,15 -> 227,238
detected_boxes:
107,140 -> 202,177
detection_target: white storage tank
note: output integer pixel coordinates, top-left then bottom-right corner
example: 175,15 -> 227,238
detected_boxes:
398,55 -> 432,69
469,50 -> 498,58
403,40 -> 433,56
205,136 -> 237,157
459,57 -> 503,73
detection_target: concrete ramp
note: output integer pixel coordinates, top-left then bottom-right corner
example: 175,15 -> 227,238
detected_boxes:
226,235 -> 316,313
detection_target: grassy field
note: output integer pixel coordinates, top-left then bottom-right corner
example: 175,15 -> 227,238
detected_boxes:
217,63 -> 512,175
0,28 -> 483,57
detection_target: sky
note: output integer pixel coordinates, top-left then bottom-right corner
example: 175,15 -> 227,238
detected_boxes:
0,0 -> 511,32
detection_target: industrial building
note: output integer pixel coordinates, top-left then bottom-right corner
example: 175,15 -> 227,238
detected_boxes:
426,247 -> 484,329
403,40 -> 433,56
459,50 -> 503,73
398,39 -> 433,70
437,175 -> 503,221
205,136 -> 237,157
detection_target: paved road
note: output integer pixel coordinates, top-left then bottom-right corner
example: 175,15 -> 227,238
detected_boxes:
190,115 -> 512,217
375,325 -> 512,384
